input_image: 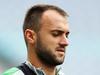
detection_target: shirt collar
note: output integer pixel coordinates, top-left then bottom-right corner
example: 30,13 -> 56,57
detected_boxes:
25,61 -> 64,75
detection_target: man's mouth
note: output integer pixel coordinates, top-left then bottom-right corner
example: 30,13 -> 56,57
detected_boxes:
56,47 -> 65,53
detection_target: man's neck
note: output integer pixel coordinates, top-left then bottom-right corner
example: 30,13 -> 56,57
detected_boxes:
42,64 -> 56,75
29,59 -> 56,75
28,49 -> 56,75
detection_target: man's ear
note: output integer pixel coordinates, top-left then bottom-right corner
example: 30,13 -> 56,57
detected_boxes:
24,29 -> 36,44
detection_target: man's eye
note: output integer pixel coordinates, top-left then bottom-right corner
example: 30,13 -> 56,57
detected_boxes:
66,35 -> 69,38
52,32 -> 60,37
66,32 -> 70,38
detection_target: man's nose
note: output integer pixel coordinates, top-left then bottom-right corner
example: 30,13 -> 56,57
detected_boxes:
59,35 -> 69,46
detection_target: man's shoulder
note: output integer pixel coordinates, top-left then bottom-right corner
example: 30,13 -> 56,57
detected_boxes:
2,67 -> 24,75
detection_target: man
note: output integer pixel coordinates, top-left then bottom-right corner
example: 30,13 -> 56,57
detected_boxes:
2,4 -> 70,75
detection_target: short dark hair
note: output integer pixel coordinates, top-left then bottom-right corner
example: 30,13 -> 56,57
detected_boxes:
23,4 -> 68,33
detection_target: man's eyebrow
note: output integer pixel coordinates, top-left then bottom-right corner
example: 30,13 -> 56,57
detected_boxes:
50,29 -> 70,36
50,29 -> 64,33
51,29 -> 70,33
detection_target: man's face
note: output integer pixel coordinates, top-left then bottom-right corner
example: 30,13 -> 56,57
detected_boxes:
34,10 -> 70,66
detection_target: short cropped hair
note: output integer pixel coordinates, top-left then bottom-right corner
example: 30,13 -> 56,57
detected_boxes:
23,4 -> 68,33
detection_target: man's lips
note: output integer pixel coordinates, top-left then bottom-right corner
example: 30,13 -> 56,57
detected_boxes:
56,47 -> 65,53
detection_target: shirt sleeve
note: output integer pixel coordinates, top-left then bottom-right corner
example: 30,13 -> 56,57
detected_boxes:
2,67 -> 24,75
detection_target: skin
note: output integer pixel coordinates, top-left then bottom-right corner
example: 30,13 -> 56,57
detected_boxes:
25,10 -> 70,75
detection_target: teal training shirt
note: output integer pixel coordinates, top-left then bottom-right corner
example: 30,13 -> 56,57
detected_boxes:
2,62 -> 65,75
2,67 -> 24,75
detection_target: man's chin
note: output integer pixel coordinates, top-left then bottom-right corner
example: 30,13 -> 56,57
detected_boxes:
55,58 -> 65,65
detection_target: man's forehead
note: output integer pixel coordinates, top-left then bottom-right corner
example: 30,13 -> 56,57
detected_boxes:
41,10 -> 68,25
42,10 -> 66,19
40,10 -> 69,31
